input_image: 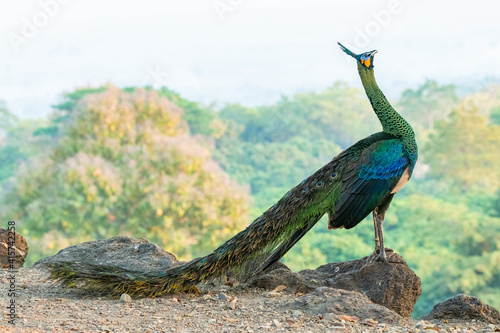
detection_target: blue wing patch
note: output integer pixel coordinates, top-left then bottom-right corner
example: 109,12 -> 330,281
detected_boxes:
359,141 -> 408,180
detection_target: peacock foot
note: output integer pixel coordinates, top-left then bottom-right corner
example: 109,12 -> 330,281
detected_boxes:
370,247 -> 403,264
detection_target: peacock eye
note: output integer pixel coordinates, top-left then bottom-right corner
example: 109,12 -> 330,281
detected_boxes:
316,181 -> 322,187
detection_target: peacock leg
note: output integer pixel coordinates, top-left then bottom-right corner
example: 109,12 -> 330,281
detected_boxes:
372,208 -> 380,254
373,194 -> 394,262
374,213 -> 388,262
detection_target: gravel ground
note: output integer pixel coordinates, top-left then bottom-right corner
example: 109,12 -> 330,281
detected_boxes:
0,268 -> 498,333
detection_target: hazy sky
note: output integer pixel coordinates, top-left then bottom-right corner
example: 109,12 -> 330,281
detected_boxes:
1,0 -> 499,118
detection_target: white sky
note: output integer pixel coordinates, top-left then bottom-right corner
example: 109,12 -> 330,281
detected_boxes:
1,0 -> 499,118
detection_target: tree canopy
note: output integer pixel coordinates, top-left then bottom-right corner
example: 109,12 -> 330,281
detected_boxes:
0,87 -> 249,261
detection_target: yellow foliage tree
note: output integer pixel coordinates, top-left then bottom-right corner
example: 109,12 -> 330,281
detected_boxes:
425,99 -> 500,194
2,86 -> 250,264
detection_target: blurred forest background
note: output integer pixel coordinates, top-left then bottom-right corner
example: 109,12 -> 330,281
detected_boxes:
0,79 -> 499,317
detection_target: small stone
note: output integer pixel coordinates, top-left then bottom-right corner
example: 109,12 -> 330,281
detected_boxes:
264,292 -> 281,298
228,298 -> 237,310
272,319 -> 282,328
292,310 -> 303,318
338,315 -> 360,323
330,323 -> 346,331
224,317 -> 239,323
271,285 -> 287,293
219,292 -> 229,301
416,320 -> 430,328
323,313 -> 337,321
361,319 -> 377,327
120,294 -> 132,303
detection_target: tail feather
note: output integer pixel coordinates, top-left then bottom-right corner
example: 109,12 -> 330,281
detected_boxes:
254,216 -> 320,275
47,159 -> 343,297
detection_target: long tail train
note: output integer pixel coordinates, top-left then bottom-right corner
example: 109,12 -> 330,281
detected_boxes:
48,157 -> 342,297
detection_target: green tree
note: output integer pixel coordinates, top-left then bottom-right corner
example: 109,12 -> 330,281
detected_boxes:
156,87 -> 215,136
389,194 -> 500,316
424,100 -> 500,194
1,87 -> 250,264
0,104 -> 49,185
398,79 -> 459,129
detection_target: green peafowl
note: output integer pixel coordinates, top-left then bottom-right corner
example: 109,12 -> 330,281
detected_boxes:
48,43 -> 418,297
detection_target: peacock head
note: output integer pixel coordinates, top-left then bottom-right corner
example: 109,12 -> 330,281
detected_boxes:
338,42 -> 377,69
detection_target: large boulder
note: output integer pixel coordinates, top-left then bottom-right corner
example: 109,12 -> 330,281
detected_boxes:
250,248 -> 421,317
0,228 -> 29,268
422,294 -> 500,324
35,236 -> 180,272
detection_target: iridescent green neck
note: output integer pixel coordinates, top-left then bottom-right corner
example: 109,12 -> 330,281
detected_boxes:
357,64 -> 417,158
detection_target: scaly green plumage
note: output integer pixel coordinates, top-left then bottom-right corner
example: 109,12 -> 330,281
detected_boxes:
48,43 -> 418,296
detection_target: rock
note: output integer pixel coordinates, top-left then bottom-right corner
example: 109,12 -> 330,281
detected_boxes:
0,228 -> 29,268
120,293 -> 132,303
264,291 -> 282,298
250,249 -> 420,317
271,285 -> 287,292
330,322 -> 346,331
228,298 -> 237,310
422,294 -> 500,324
285,287 -> 404,325
415,320 -> 432,328
218,292 -> 229,301
299,249 -> 421,317
322,313 -> 338,321
34,236 -> 180,272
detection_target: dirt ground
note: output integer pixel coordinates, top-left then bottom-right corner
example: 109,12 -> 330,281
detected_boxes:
0,267 -> 497,333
